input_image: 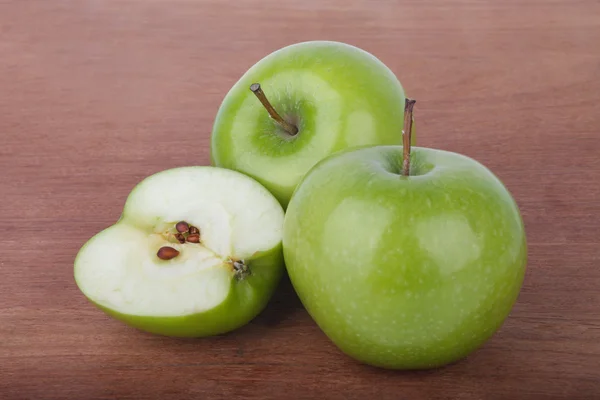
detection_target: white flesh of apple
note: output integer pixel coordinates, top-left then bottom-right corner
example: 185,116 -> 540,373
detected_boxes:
74,167 -> 284,317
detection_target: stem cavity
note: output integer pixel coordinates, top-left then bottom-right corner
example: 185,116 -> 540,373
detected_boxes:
402,98 -> 416,176
250,83 -> 298,136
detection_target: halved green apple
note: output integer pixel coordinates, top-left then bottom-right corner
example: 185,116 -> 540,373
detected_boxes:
74,166 -> 285,337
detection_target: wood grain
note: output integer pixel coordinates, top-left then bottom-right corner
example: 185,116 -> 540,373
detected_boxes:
1,0 -> 599,399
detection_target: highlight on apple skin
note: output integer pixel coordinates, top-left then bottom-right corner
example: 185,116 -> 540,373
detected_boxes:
74,166 -> 285,337
210,40 -> 413,209
282,144 -> 527,369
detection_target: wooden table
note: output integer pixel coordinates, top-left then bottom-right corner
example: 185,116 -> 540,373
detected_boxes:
2,1 -> 599,398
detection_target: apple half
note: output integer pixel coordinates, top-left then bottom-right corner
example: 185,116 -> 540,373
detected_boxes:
74,167 -> 285,337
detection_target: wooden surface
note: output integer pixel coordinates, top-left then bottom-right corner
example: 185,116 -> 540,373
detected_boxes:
1,0 -> 599,399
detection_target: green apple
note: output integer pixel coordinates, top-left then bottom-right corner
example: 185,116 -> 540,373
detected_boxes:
283,141 -> 527,369
74,166 -> 285,337
210,40 -> 412,208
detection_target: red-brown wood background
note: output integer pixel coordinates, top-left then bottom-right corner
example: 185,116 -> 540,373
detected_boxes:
1,1 -> 599,399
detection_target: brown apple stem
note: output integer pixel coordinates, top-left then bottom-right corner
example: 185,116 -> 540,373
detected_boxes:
402,98 -> 416,176
250,83 -> 298,136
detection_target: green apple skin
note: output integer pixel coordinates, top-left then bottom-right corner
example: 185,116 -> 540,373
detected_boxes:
283,146 -> 527,369
74,166 -> 285,338
210,40 -> 412,208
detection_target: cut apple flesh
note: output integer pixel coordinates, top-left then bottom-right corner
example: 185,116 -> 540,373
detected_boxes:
74,167 -> 284,318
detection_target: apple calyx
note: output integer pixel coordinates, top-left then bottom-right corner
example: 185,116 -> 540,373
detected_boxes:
156,220 -> 203,260
249,83 -> 299,136
229,258 -> 250,280
402,98 -> 416,176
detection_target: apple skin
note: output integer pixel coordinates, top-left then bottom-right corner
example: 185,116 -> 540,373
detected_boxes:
283,145 -> 527,369
210,40 -> 412,208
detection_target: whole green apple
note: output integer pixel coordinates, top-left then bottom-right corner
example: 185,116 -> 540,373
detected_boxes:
210,40 -> 412,208
283,120 -> 527,368
74,166 -> 285,337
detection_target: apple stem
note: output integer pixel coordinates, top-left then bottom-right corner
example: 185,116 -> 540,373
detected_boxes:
250,83 -> 298,136
402,98 -> 416,176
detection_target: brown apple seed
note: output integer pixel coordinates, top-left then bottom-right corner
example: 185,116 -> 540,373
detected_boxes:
157,246 -> 180,260
175,221 -> 189,233
186,234 -> 200,243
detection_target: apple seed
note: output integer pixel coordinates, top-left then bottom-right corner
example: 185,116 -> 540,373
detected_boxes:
189,226 -> 199,235
175,221 -> 189,233
174,233 -> 186,244
157,246 -> 180,260
186,234 -> 200,243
